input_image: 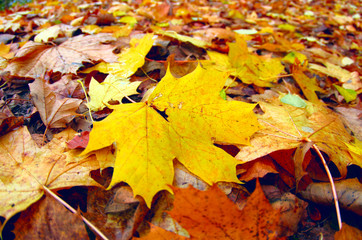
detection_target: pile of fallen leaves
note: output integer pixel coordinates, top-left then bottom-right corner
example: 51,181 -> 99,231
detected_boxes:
0,0 -> 361,239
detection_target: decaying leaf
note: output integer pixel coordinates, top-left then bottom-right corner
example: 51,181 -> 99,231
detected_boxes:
11,195 -> 89,239
5,33 -> 117,78
82,64 -> 261,206
29,78 -> 82,129
0,106 -> 24,136
299,178 -> 362,216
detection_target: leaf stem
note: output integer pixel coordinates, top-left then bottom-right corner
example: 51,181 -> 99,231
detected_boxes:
312,143 -> 342,230
140,67 -> 158,82
41,185 -> 110,240
125,95 -> 136,103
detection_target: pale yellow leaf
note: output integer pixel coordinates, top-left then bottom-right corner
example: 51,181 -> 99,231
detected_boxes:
87,75 -> 141,111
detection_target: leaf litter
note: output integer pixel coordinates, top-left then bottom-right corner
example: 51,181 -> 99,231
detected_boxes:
0,0 -> 361,239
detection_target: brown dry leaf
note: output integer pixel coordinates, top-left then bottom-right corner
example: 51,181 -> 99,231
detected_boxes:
5,33 -> 117,78
29,77 -> 82,129
104,186 -> 149,240
48,75 -> 84,99
271,192 -> 307,237
11,195 -> 89,239
82,187 -> 119,239
165,180 -> 281,239
148,190 -> 190,239
0,106 -> 24,136
0,127 -> 101,221
335,107 -> 362,140
299,178 -> 362,216
84,185 -> 148,240
193,28 -> 235,43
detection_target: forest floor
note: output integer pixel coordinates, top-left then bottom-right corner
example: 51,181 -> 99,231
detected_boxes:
0,0 -> 361,239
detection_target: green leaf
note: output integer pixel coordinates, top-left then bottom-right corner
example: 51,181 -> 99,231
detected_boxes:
219,89 -> 227,100
334,84 -> 357,103
280,94 -> 307,108
282,51 -> 307,64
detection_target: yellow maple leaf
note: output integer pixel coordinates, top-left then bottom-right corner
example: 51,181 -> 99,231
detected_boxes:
207,34 -> 285,87
87,74 -> 141,111
82,65 -> 261,207
83,33 -> 154,78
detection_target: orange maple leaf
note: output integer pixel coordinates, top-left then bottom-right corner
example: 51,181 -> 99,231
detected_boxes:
147,180 -> 281,239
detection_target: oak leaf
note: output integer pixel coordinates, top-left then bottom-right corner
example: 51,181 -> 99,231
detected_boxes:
0,127 -> 102,221
82,65 -> 261,207
29,78 -> 82,129
5,33 -> 117,78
